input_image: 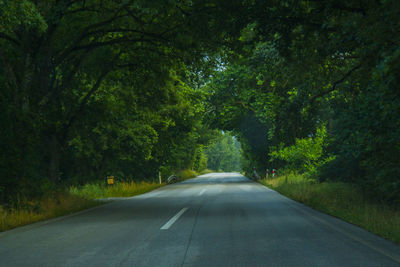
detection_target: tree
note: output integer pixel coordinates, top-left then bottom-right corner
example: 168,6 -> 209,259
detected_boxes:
205,0 -> 400,203
0,0 -> 245,201
204,133 -> 242,172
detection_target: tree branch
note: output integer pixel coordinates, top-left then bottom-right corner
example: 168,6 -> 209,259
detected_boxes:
61,67 -> 111,142
232,101 -> 255,112
309,64 -> 362,103
38,50 -> 90,108
331,3 -> 366,15
0,33 -> 20,45
86,28 -> 170,42
54,12 -> 127,66
70,37 -> 158,51
175,4 -> 191,17
64,7 -> 101,15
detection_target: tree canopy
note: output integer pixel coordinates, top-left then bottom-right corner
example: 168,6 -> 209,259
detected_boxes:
205,0 -> 400,204
0,0 -> 244,201
1,0 -> 399,205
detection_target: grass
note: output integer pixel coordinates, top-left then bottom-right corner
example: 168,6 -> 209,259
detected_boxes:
0,170 -> 212,232
0,180 -> 164,232
0,194 -> 100,232
198,169 -> 215,175
175,168 -> 218,180
175,169 -> 199,181
69,180 -> 164,199
260,173 -> 400,245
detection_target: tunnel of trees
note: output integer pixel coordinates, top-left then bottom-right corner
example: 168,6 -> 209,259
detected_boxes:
1,0 -> 399,205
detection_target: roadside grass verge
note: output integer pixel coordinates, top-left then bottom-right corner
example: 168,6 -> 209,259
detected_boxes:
0,180 -> 164,232
175,169 -> 199,181
171,168 -> 219,181
260,174 -> 400,245
69,181 -> 164,199
0,194 -> 100,232
198,169 -> 215,175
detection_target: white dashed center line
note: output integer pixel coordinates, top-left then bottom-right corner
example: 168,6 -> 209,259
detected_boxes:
198,189 -> 206,196
160,207 -> 189,230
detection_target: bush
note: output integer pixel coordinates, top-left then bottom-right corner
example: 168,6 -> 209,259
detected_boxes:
269,125 -> 334,178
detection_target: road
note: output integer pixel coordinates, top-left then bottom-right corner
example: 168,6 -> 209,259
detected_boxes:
1,173 -> 399,266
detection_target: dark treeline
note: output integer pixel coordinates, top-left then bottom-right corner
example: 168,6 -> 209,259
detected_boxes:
1,1 -> 400,205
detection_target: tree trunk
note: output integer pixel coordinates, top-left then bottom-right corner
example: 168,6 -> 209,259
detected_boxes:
47,135 -> 61,184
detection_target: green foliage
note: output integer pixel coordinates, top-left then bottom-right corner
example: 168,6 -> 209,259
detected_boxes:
0,0 -> 240,203
205,0 -> 400,204
270,126 -> 334,177
204,133 -> 242,172
0,0 -> 47,33
193,145 -> 208,172
175,169 -> 198,181
1,0 -> 400,206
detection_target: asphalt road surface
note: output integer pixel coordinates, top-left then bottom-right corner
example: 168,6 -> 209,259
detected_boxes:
1,173 -> 399,267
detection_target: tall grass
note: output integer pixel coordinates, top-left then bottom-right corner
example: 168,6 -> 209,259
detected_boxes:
69,181 -> 164,199
1,180 -> 163,232
260,174 -> 400,245
0,194 -> 100,232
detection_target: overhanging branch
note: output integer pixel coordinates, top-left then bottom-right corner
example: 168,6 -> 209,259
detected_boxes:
309,64 -> 362,103
61,67 -> 111,142
0,33 -> 20,45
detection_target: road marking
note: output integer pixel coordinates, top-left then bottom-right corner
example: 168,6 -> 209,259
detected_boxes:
198,189 -> 206,196
160,207 -> 189,230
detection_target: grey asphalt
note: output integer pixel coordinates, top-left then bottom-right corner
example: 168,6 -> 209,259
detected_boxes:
1,173 -> 399,267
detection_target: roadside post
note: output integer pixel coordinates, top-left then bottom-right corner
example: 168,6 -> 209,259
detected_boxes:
159,171 -> 162,184
107,176 -> 115,185
253,166 -> 260,180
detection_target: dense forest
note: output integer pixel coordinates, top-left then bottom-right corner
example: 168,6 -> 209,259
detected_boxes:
1,1 -> 399,205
